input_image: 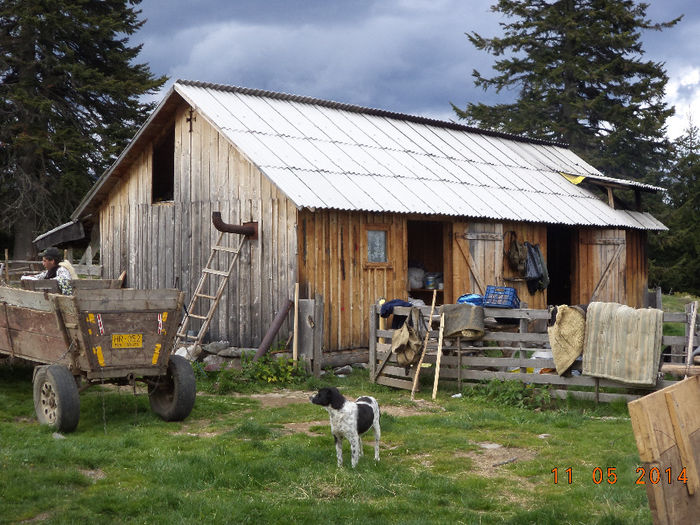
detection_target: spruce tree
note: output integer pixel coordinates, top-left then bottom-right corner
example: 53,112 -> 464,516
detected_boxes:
0,0 -> 165,258
649,122 -> 700,295
455,0 -> 679,184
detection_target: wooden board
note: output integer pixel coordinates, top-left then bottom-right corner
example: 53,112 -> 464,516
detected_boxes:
628,376 -> 700,524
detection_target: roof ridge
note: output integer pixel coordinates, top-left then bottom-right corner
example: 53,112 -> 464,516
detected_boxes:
175,79 -> 569,148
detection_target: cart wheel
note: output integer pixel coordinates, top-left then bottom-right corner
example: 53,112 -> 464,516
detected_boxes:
148,355 -> 196,421
33,365 -> 80,433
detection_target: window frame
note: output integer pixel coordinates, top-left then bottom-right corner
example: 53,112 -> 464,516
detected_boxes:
363,224 -> 392,269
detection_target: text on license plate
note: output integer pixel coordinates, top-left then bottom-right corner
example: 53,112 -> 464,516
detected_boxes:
112,334 -> 143,349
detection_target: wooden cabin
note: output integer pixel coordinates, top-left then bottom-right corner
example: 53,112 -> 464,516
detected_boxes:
70,80 -> 666,353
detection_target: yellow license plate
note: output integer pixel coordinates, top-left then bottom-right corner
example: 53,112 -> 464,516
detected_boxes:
112,334 -> 143,349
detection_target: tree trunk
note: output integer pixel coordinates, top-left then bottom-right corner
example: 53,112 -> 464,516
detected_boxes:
12,208 -> 37,260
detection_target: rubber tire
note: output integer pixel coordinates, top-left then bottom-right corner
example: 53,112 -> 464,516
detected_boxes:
33,365 -> 81,433
148,355 -> 196,421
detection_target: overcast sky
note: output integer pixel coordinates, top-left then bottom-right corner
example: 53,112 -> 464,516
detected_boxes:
134,0 -> 699,140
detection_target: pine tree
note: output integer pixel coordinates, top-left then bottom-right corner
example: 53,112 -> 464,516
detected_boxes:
649,122 -> 700,295
454,0 -> 679,184
0,0 -> 166,258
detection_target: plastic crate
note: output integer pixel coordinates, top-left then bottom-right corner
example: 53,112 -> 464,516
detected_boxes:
483,285 -> 520,308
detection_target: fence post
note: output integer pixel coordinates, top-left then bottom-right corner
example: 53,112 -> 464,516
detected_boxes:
369,302 -> 377,382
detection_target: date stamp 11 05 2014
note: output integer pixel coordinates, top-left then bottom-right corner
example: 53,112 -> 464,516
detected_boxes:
551,466 -> 688,485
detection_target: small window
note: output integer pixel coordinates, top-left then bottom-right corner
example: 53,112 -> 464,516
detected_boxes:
364,224 -> 392,268
152,125 -> 175,202
367,230 -> 387,262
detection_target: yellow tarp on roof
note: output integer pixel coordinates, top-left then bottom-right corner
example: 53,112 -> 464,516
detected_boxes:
560,172 -> 586,185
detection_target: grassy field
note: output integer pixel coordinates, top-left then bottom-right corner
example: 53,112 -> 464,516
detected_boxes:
1,358 -> 655,525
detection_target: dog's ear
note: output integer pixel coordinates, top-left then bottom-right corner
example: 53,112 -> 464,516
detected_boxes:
329,387 -> 345,410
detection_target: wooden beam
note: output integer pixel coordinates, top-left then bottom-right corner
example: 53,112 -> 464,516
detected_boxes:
431,312 -> 445,400
607,187 -> 615,208
292,282 -> 299,363
455,236 -> 486,295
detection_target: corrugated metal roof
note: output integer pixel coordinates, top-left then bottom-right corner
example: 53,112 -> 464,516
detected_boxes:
74,79 -> 666,231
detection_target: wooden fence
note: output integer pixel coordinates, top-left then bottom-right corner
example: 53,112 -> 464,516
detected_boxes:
369,302 -> 699,403
2,248 -> 102,285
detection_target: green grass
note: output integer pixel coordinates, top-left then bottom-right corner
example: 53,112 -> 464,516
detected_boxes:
0,359 -> 656,525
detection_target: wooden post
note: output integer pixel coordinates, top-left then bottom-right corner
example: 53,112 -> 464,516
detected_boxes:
378,298 -> 386,344
369,302 -> 377,381
411,290 -> 437,401
686,301 -> 698,378
519,314 -> 528,374
312,295 -> 323,378
457,337 -> 462,392
431,312 -> 445,400
4,249 -> 9,283
292,282 -> 299,363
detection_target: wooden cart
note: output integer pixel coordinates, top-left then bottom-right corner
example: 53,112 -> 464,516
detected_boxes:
0,285 -> 195,432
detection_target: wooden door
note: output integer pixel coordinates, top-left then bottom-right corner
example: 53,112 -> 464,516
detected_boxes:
451,222 -> 503,299
576,228 -> 627,304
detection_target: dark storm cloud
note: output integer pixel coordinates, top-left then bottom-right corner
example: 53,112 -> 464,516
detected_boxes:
134,0 -> 699,136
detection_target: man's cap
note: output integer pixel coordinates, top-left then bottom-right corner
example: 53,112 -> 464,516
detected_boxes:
40,247 -> 61,259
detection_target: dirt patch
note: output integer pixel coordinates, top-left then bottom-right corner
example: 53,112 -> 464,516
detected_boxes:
282,420 -> 328,436
18,512 -> 51,523
454,446 -> 537,479
171,420 -> 224,438
235,390 -> 446,416
173,430 -> 223,438
236,389 -> 315,408
79,468 -> 106,482
382,400 -> 445,417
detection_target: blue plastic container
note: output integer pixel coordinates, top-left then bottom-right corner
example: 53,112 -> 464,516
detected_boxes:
482,285 -> 520,308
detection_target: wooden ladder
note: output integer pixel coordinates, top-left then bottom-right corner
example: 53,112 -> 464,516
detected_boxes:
175,231 -> 247,349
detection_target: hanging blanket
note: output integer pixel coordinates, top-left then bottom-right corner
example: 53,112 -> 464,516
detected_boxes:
547,305 -> 586,375
582,302 -> 663,385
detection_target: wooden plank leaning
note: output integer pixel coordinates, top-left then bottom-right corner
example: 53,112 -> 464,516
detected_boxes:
410,290 -> 437,401
431,312 -> 445,400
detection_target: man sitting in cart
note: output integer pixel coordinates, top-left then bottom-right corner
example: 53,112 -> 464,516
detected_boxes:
20,246 -> 75,295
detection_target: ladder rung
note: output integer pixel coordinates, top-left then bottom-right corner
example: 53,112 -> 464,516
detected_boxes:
176,332 -> 197,339
213,245 -> 239,254
196,293 -> 216,300
203,268 -> 229,277
188,314 -> 207,320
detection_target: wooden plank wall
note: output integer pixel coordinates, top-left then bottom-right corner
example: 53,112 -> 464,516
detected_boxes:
99,106 -> 297,348
297,209 -> 407,350
501,222 -> 547,309
626,229 -> 648,308
97,102 -> 650,352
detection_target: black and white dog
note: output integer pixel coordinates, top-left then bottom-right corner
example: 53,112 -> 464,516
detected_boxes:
310,387 -> 380,468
